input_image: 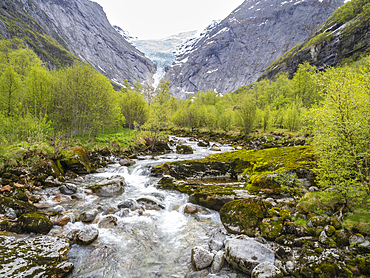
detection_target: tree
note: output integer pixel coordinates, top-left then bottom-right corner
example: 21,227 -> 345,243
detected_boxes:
0,66 -> 22,118
311,65 -> 370,199
25,65 -> 52,120
292,62 -> 320,107
119,87 -> 149,135
236,94 -> 257,134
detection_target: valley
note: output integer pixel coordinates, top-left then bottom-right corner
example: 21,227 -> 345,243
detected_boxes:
0,0 -> 370,277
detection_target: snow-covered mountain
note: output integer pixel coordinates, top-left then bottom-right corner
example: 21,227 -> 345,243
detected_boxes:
164,0 -> 346,98
113,25 -> 138,42
130,31 -> 197,87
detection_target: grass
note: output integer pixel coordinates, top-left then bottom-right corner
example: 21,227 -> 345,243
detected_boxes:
343,206 -> 370,235
0,127 -> 149,172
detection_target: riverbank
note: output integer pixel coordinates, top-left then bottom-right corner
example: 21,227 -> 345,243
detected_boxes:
1,131 -> 369,277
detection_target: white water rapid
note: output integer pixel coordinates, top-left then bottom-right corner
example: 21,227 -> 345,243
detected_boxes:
41,137 -> 240,278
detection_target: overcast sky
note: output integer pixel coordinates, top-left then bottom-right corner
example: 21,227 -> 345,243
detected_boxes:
93,0 -> 244,40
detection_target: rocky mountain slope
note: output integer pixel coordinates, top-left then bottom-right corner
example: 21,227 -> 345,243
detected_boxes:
259,0 -> 370,81
164,0 -> 346,98
0,0 -> 156,86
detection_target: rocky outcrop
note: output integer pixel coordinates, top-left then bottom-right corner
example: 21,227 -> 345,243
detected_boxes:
0,235 -> 73,277
164,0 -> 345,97
1,0 -> 156,85
154,146 -> 316,210
259,0 -> 370,81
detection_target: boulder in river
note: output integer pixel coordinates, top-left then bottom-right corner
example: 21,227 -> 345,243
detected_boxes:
98,215 -> 118,228
89,175 -> 126,197
59,183 -> 78,195
225,238 -> 275,274
191,246 -> 214,270
0,235 -> 73,277
119,159 -> 135,167
76,226 -> 99,245
80,209 -> 99,222
19,212 -> 53,234
176,145 -> 194,154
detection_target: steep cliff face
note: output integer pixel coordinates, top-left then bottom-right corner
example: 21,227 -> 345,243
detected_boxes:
32,0 -> 156,86
0,0 -> 156,86
0,0 -> 76,67
164,0 -> 345,98
259,0 -> 370,81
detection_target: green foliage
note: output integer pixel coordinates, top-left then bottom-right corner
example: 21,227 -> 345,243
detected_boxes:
236,94 -> 256,134
330,0 -> 370,26
310,62 -> 370,198
119,81 -> 149,134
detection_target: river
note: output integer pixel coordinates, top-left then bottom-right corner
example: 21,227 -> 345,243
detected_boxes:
39,136 -> 240,277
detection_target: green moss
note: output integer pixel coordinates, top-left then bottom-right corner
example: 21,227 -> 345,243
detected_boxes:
304,32 -> 333,49
64,146 -> 92,174
19,212 -> 53,235
220,198 -> 267,236
155,146 -> 316,198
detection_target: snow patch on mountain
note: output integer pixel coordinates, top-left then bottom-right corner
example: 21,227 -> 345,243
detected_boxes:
113,25 -> 138,42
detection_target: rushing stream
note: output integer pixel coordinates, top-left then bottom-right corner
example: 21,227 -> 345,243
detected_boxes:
38,137 -> 236,277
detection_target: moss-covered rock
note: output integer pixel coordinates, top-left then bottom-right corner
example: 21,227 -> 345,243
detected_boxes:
64,146 -> 92,174
176,145 -> 194,154
249,173 -> 282,194
220,198 -> 267,236
158,176 -> 247,211
0,235 -> 73,277
154,146 -> 316,200
0,196 -> 37,217
19,212 -> 53,234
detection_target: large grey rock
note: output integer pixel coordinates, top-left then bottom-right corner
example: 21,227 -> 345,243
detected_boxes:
251,262 -> 283,278
80,209 -> 99,222
59,183 -> 78,195
164,0 -> 345,98
76,226 -> 99,245
225,238 -> 275,274
0,235 -> 73,277
90,175 -> 126,197
191,246 -> 214,270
